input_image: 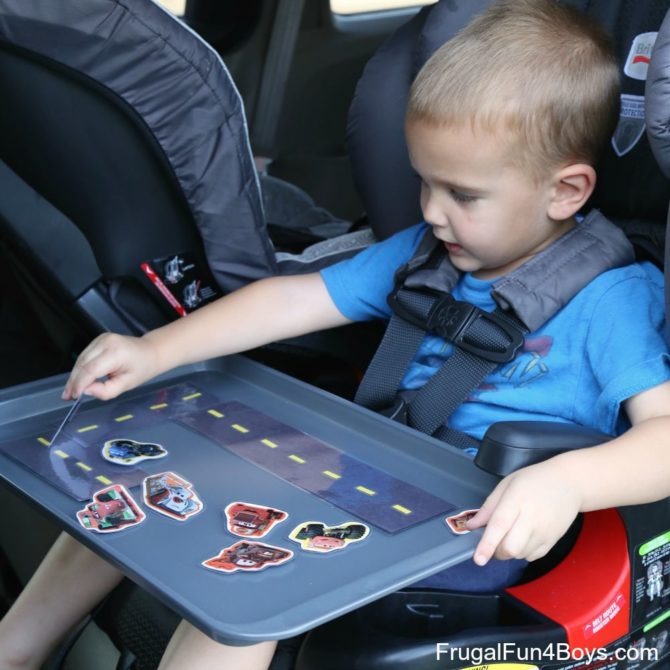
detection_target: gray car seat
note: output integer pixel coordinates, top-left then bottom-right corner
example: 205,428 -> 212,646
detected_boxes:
0,0 -> 373,376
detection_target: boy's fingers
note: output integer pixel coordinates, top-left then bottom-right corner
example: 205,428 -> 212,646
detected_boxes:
466,505 -> 492,529
526,541 -> 552,563
493,513 -> 533,560
466,478 -> 509,530
69,354 -> 120,399
84,377 -> 124,401
472,507 -> 519,566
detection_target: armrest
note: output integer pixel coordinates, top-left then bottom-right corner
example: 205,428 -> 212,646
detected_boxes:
475,421 -> 611,477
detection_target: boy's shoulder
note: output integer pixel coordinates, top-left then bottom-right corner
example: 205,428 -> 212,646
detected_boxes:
567,261 -> 665,324
583,261 -> 664,295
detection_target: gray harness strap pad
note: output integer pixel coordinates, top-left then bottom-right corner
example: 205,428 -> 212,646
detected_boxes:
401,210 -> 635,331
491,210 -> 635,331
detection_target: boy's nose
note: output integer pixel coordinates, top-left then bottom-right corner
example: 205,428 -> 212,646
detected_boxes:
422,195 -> 448,228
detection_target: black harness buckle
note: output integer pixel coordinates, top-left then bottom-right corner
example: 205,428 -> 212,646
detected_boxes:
389,289 -> 524,364
427,294 -> 523,363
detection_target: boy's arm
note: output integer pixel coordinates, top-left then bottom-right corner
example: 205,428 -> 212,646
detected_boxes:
64,273 -> 351,400
468,380 -> 670,566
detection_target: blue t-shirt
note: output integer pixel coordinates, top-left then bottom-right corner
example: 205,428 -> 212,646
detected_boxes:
321,222 -> 670,439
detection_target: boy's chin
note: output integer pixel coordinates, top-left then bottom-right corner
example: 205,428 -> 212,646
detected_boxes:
447,252 -> 479,274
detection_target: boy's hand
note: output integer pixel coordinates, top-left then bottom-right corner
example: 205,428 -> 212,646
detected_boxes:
466,458 -> 582,566
62,333 -> 161,401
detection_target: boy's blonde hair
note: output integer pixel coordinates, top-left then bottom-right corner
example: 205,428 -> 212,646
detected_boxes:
407,0 -> 620,178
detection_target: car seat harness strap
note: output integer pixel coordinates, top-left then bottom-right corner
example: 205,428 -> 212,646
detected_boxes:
355,210 -> 635,444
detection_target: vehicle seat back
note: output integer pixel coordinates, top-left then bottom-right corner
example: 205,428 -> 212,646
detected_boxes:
0,0 -> 272,303
0,0 -> 375,337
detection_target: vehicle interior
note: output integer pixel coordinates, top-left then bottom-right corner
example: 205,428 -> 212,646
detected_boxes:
1,0 -> 670,668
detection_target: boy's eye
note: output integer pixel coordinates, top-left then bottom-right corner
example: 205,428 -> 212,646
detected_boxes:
450,189 -> 478,204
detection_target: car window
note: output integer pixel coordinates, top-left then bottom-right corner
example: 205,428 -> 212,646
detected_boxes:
156,0 -> 185,16
331,0 -> 436,15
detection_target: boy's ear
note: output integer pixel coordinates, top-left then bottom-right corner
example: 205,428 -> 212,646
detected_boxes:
547,163 -> 596,221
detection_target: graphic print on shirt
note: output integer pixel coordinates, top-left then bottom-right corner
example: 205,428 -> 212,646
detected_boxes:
468,336 -> 553,399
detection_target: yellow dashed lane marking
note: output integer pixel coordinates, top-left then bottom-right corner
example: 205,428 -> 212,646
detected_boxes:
76,462 -> 92,472
54,449 -> 69,459
356,486 -> 376,496
77,425 -> 98,433
96,475 -> 113,485
261,439 -> 278,448
150,403 -> 168,410
208,409 -> 224,418
37,437 -> 51,446
114,414 -> 133,422
289,454 -> 306,464
323,470 -> 341,480
182,392 -> 202,401
392,504 -> 412,515
231,424 -> 249,433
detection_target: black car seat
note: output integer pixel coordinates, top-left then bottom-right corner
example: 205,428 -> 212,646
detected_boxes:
293,1 -> 670,667
0,0 -> 375,390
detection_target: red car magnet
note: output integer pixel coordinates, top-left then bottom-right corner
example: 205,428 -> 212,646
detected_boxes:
224,501 -> 288,538
76,484 -> 145,533
203,541 -> 294,573
445,509 -> 479,535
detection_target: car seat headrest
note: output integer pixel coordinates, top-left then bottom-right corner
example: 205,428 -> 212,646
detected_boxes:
346,0 -> 491,240
581,0 -> 670,227
348,0 -> 670,240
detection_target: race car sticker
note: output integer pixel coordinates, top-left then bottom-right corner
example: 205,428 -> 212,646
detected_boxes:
289,521 -> 370,554
142,471 -> 203,521
76,484 -> 145,533
445,509 -> 480,535
102,438 -> 167,466
202,541 -> 294,573
224,501 -> 288,538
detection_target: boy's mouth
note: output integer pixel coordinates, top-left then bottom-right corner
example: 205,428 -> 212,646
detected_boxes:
445,242 -> 463,254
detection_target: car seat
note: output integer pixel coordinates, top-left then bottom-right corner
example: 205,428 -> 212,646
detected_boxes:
0,0 -> 375,391
293,1 -> 670,668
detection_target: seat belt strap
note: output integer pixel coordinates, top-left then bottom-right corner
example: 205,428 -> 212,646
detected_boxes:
353,291 -> 434,410
406,305 -> 526,436
252,0 -> 306,155
354,286 -> 526,437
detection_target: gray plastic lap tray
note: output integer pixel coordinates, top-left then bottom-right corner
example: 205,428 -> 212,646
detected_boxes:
0,355 -> 497,645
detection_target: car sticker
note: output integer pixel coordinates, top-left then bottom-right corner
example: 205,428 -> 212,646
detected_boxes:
102,437 -> 168,466
223,501 -> 288,538
76,484 -> 145,533
142,471 -> 203,521
202,541 -> 294,573
288,520 -> 370,553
